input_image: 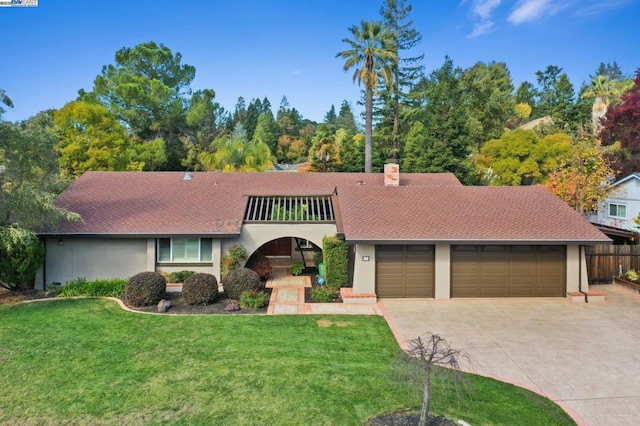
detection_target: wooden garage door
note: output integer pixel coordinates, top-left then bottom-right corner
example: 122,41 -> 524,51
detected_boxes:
376,245 -> 434,298
451,245 -> 565,297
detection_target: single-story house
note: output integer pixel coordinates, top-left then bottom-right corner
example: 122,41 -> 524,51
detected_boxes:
37,164 -> 610,299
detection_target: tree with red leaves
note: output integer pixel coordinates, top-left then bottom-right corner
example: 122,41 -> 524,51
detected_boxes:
600,71 -> 640,176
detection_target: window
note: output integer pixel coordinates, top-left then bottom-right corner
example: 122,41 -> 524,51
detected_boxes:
608,203 -> 627,219
157,238 -> 213,263
298,239 -> 315,249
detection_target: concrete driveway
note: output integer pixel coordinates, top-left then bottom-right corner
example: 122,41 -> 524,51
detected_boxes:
379,284 -> 640,426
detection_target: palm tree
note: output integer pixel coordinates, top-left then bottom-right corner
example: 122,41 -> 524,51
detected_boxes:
582,75 -> 633,136
337,21 -> 396,173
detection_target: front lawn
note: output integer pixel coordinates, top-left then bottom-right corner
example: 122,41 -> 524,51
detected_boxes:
0,299 -> 574,425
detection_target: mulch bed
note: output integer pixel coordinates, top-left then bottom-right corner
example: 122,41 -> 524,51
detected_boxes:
0,288 -> 55,305
0,287 -> 271,315
126,289 -> 271,315
367,412 -> 455,426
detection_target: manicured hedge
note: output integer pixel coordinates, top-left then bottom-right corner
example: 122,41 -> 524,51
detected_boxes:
322,235 -> 348,291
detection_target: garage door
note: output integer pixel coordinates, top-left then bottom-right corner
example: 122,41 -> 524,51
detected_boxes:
376,245 -> 434,298
451,245 -> 565,297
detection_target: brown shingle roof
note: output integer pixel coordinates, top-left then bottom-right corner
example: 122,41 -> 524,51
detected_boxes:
50,171 -> 461,236
48,171 -> 609,243
338,185 -> 610,243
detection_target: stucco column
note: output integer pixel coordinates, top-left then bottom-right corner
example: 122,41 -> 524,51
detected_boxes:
352,243 -> 376,294
566,245 -> 579,293
212,239 -> 222,281
146,239 -> 156,272
434,244 -> 451,299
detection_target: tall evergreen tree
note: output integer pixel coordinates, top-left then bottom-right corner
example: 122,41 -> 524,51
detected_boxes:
407,57 -> 473,182
377,0 -> 424,160
336,100 -> 359,135
252,110 -> 279,155
462,61 -> 514,150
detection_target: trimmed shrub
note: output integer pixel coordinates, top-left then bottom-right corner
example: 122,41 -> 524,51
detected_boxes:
239,290 -> 269,309
310,286 -> 335,303
168,270 -> 196,283
245,252 -> 273,280
59,277 -> 127,297
323,235 -> 349,291
124,272 -> 166,307
291,261 -> 305,276
223,268 -> 261,300
182,273 -> 219,305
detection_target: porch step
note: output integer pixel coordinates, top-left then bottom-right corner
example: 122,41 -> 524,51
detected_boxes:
586,290 -> 606,303
566,292 -> 585,303
340,287 -> 377,304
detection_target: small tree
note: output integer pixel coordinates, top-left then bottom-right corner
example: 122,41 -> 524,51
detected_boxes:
401,333 -> 470,426
0,225 -> 46,290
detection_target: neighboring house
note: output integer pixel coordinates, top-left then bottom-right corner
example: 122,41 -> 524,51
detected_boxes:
38,164 -> 610,299
593,173 -> 640,243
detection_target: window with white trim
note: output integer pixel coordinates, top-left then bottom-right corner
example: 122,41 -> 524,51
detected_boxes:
298,238 -> 315,249
608,203 -> 627,219
157,238 -> 213,262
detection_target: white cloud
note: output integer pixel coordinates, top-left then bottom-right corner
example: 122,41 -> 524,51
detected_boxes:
468,21 -> 495,38
462,0 -> 502,37
507,0 -> 553,23
576,0 -> 635,16
471,0 -> 503,19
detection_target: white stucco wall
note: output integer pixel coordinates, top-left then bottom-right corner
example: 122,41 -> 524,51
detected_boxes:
351,243 -> 376,294
231,224 -> 337,261
434,244 -> 451,299
45,238 -> 149,286
566,244 -> 588,293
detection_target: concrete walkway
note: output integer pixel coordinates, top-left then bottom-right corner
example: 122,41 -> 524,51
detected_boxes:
265,269 -> 379,315
379,284 -> 640,426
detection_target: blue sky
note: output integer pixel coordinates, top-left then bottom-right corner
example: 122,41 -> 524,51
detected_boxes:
1,0 -> 639,123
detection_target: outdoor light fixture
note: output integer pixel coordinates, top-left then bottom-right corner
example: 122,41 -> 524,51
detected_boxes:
362,256 -> 370,261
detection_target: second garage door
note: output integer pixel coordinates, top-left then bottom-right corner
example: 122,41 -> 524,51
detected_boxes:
451,245 -> 566,297
376,245 -> 434,298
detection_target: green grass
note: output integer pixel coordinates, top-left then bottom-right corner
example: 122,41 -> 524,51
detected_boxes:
0,299 -> 574,425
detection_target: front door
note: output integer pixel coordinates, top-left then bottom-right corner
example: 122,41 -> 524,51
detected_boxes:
260,238 -> 292,257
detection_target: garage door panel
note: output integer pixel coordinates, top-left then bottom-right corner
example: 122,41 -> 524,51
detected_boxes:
452,245 -> 565,298
377,245 -> 434,298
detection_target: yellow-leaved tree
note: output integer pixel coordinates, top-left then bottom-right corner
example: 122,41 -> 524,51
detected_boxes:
545,144 -> 614,214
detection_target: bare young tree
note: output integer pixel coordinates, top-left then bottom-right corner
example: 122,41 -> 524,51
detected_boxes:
402,333 -> 470,426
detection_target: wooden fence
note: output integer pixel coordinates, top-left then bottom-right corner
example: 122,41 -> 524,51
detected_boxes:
585,245 -> 640,284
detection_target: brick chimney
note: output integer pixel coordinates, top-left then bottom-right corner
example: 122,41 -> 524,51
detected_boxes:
384,162 -> 400,187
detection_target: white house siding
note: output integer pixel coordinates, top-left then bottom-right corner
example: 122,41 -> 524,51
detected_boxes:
45,238 -> 149,286
596,178 -> 640,230
233,223 -> 338,262
351,243 -> 376,294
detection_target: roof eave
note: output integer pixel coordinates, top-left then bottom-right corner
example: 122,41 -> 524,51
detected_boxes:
38,232 -> 241,239
344,238 -> 613,245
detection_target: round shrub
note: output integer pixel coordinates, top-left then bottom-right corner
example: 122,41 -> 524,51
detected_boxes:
125,272 -> 166,307
245,252 -> 272,280
182,273 -> 219,305
223,268 -> 261,300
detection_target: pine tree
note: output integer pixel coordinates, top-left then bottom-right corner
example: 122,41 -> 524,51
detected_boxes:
377,0 -> 424,160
